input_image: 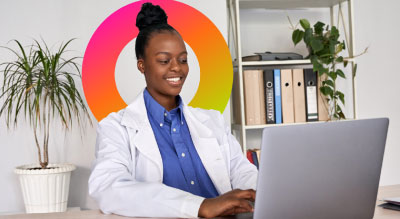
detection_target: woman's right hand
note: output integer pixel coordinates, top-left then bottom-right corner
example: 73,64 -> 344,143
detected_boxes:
198,189 -> 256,218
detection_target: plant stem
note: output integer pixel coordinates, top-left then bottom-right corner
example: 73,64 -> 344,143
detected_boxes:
33,126 -> 44,167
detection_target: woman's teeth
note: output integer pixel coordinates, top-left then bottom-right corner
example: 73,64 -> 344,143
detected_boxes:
166,77 -> 180,82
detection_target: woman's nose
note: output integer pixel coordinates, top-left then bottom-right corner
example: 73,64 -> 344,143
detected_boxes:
170,59 -> 181,72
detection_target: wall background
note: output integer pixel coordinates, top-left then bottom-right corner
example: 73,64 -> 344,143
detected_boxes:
1,0 -> 399,214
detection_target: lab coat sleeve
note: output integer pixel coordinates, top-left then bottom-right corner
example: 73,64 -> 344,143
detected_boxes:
88,115 -> 205,218
218,113 -> 258,190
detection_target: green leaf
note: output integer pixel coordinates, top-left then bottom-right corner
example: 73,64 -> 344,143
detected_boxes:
335,91 -> 345,105
330,26 -> 339,40
329,71 -> 337,80
336,69 -> 346,78
336,56 -> 344,63
292,29 -> 305,46
300,19 -> 310,30
322,79 -> 334,87
314,21 -> 325,35
320,86 -> 334,98
353,63 -> 358,78
310,38 -> 323,52
344,60 -> 348,67
304,28 -> 313,45
329,40 -> 336,54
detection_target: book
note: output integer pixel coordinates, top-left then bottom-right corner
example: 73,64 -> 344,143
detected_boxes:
243,70 -> 266,125
274,69 -> 282,124
246,150 -> 254,164
263,70 -> 275,124
304,69 -> 318,121
251,150 -> 259,169
292,69 -> 306,123
280,69 -> 295,123
242,52 -> 303,61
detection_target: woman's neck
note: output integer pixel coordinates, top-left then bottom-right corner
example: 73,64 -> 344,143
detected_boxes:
147,89 -> 177,111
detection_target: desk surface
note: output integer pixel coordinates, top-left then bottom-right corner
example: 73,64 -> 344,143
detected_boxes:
3,185 -> 400,219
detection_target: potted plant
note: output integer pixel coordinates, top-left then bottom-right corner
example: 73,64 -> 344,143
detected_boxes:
0,39 -> 91,213
292,19 -> 354,120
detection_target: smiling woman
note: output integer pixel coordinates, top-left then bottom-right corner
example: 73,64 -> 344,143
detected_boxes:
88,2 -> 258,218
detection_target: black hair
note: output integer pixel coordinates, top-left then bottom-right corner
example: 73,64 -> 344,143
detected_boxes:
135,3 -> 178,59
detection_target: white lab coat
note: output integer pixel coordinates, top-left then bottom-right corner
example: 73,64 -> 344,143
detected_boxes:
88,90 -> 258,218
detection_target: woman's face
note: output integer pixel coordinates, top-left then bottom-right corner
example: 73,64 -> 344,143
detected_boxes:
137,31 -> 188,101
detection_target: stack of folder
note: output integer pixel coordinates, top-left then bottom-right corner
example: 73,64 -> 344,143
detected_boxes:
233,68 -> 329,125
246,149 -> 260,169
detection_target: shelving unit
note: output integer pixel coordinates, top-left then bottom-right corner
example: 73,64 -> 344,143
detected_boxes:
227,0 -> 357,153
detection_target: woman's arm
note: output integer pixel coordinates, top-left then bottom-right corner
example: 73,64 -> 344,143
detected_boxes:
88,115 -> 205,218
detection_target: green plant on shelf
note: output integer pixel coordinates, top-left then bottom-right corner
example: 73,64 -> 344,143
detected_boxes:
292,19 -> 352,120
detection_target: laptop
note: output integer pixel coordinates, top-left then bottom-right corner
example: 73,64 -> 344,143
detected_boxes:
226,118 -> 389,219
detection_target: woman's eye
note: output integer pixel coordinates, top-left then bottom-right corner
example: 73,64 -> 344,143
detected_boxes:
159,60 -> 169,64
179,59 -> 187,64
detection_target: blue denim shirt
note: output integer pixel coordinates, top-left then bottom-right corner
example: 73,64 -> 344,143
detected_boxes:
143,89 -> 219,198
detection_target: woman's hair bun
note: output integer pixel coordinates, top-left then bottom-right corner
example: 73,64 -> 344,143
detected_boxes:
136,3 -> 168,31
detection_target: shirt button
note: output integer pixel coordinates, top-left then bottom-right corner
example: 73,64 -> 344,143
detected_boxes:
181,153 -> 185,157
164,113 -> 167,117
160,123 -> 163,127
173,128 -> 176,132
181,121 -> 183,125
191,181 -> 195,185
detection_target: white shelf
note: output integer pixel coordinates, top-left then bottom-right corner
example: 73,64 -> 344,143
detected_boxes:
239,0 -> 348,9
232,121 -> 329,131
234,58 -> 355,67
240,59 -> 311,66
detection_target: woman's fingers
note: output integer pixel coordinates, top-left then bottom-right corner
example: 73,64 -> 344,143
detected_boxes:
198,189 -> 256,218
230,189 -> 256,201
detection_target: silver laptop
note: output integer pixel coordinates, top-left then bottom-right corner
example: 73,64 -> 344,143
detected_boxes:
251,118 -> 389,219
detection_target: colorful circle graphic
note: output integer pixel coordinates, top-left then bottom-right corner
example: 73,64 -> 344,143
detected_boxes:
82,0 -> 233,121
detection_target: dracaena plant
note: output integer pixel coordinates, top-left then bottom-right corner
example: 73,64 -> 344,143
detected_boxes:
0,39 -> 91,168
292,19 -> 353,120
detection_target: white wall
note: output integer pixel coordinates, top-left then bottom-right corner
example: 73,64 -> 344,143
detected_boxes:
0,0 -> 228,213
238,0 -> 400,185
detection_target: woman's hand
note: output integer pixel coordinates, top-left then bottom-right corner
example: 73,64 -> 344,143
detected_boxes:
198,189 -> 256,218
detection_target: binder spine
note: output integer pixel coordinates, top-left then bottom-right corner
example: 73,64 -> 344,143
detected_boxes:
263,70 -> 275,124
274,69 -> 282,124
304,69 -> 319,121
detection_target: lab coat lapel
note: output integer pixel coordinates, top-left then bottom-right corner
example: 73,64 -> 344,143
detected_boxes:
183,106 -> 232,195
121,91 -> 163,179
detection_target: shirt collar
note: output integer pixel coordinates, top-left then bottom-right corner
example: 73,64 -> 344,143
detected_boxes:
143,88 -> 184,124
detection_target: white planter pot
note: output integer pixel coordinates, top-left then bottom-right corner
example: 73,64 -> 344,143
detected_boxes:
14,163 -> 76,213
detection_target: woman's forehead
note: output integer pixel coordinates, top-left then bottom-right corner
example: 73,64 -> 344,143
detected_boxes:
146,32 -> 186,55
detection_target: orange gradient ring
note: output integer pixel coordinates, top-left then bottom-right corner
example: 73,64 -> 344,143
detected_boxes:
82,0 -> 233,121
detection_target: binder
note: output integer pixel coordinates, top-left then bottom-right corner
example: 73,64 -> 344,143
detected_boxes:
257,72 -> 267,125
263,70 -> 275,124
304,69 -> 319,121
246,150 -> 254,164
274,69 -> 282,124
251,150 -> 259,169
243,70 -> 266,125
318,74 -> 329,121
292,69 -> 306,123
232,71 -> 242,124
280,69 -> 295,123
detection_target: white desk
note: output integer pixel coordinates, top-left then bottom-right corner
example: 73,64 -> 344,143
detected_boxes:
3,185 -> 400,219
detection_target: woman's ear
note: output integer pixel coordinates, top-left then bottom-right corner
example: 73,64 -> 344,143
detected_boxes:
137,59 -> 145,74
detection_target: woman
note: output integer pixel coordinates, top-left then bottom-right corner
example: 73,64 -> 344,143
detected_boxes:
88,3 -> 257,218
